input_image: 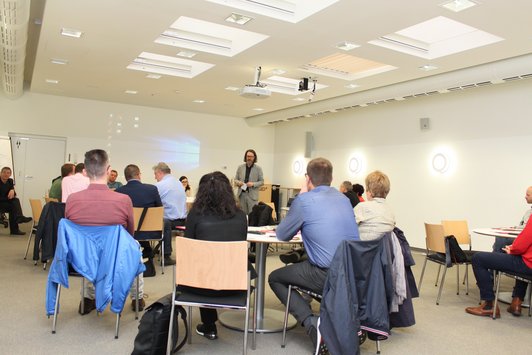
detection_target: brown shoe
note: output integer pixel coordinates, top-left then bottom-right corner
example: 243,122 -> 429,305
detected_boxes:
507,297 -> 522,317
131,298 -> 145,312
465,301 -> 500,318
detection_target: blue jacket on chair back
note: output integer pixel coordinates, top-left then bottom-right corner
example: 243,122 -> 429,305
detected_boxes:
46,219 -> 145,315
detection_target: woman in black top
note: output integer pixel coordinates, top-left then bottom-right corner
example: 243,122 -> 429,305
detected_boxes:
184,171 -> 247,340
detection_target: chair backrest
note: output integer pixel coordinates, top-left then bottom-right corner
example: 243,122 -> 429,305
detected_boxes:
133,206 -> 164,232
29,199 -> 43,222
441,220 -> 471,246
424,223 -> 446,253
45,197 -> 59,203
175,237 -> 248,291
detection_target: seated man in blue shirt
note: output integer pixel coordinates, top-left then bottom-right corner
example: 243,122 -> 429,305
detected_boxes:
268,157 -> 359,352
153,162 -> 187,265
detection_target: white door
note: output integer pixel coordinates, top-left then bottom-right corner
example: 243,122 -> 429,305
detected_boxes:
9,133 -> 66,216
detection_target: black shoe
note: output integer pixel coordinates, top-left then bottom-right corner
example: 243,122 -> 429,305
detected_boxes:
10,230 -> 26,236
305,315 -> 319,350
131,298 -> 146,312
196,323 -> 218,340
78,297 -> 96,315
16,216 -> 32,224
163,255 -> 176,266
280,251 -> 300,265
143,258 -> 156,277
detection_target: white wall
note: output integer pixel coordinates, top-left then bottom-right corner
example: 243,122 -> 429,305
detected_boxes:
0,92 -> 275,189
272,79 -> 532,251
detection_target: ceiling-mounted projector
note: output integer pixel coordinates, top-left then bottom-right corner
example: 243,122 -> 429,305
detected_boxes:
240,66 -> 271,99
240,85 -> 271,98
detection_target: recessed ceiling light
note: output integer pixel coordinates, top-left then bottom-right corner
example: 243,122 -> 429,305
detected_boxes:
335,41 -> 359,51
253,108 -> 264,111
176,50 -> 197,58
225,12 -> 252,25
116,129 -> 122,134
60,28 -> 83,38
50,58 -> 68,65
133,124 -> 139,128
146,73 -> 162,79
419,64 -> 438,71
45,79 -> 59,84
293,97 -> 305,101
225,86 -> 240,91
125,90 -> 138,94
193,99 -> 205,103
439,0 -> 478,12
134,116 -> 140,121
345,83 -> 359,89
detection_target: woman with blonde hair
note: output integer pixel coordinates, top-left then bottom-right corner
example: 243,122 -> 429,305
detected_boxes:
353,170 -> 395,241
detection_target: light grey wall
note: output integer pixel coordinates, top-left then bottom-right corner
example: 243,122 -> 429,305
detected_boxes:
0,92 -> 275,190
272,79 -> 532,250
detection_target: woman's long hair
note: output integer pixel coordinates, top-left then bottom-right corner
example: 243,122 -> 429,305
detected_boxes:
179,175 -> 191,192
192,171 -> 238,218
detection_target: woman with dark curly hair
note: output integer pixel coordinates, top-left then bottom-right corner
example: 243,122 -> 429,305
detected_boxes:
183,171 -> 248,340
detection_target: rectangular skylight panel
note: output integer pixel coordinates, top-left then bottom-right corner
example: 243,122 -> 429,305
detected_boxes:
369,16 -> 504,60
397,16 -> 476,44
127,52 -> 214,78
206,0 -> 339,23
155,16 -> 268,57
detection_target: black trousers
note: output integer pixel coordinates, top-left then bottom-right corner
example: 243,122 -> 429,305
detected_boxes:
0,197 -> 24,233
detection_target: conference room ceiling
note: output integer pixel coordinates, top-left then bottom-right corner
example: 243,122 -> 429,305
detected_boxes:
16,0 -> 532,123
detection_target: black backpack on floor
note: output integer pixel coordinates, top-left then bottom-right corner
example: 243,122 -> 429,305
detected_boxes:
132,294 -> 188,355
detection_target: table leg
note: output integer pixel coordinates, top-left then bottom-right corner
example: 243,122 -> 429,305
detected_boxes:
219,242 -> 297,333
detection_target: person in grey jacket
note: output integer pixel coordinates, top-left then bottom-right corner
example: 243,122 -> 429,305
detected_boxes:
234,149 -> 264,215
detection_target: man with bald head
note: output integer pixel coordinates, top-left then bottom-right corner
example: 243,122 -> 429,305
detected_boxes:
493,186 -> 532,253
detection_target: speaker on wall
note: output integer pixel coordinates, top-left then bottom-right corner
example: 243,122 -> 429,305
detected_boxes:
304,131 -> 313,158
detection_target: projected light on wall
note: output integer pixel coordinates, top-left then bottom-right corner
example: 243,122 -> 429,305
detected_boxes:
156,137 -> 201,171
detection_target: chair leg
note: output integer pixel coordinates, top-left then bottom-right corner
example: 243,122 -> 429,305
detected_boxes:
282,285 -> 293,348
252,286 -> 257,350
436,267 -> 448,305
24,228 -> 35,260
418,258 -> 428,294
135,276 -> 139,320
528,283 -> 532,317
456,265 -> 460,295
81,278 -> 85,314
115,313 -> 121,339
493,271 -> 501,320
166,272 -> 177,355
243,298 -> 250,355
161,240 -> 165,275
465,265 -> 469,295
435,264 -> 442,287
187,306 -> 192,344
52,284 -> 61,334
376,339 -> 381,354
